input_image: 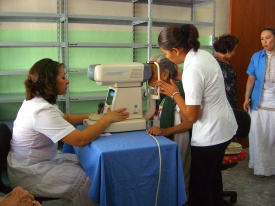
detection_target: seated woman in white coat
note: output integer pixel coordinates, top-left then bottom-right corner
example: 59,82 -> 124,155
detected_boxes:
7,58 -> 129,206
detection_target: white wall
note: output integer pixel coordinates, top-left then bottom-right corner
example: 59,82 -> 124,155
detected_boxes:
215,0 -> 230,35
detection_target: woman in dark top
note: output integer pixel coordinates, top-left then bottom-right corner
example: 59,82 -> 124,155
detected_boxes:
213,34 -> 239,108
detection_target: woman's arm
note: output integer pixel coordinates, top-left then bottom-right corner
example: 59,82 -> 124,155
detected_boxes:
0,187 -> 41,206
157,79 -> 200,123
63,113 -> 90,126
147,121 -> 192,137
243,75 -> 255,111
174,94 -> 200,123
61,108 -> 129,147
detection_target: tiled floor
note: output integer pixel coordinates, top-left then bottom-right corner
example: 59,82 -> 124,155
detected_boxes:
222,148 -> 275,206
42,199 -> 63,206
2,148 -> 274,206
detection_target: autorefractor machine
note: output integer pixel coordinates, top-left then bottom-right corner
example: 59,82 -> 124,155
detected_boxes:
83,62 -> 160,132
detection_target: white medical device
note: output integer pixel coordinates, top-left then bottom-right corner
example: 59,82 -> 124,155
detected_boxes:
83,62 -> 160,132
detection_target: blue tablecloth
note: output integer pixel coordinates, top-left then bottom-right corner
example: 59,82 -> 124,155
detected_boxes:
63,130 -> 186,206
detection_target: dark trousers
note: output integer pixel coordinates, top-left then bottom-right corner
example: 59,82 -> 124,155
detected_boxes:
188,139 -> 231,206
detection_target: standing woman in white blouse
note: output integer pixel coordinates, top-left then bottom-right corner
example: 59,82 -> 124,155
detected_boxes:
156,24 -> 237,206
243,27 -> 275,177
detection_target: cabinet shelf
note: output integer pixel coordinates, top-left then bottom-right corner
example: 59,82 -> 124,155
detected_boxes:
68,14 -> 147,25
153,0 -> 213,7
152,18 -> 213,28
117,0 -> 212,7
69,69 -> 87,73
69,91 -> 107,101
69,42 -> 147,48
0,70 -> 28,76
68,14 -> 213,28
152,45 -> 212,49
0,93 -> 66,103
0,42 -> 66,48
0,93 -> 25,103
0,12 -> 65,23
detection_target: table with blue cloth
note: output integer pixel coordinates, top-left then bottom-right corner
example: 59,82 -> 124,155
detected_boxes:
62,129 -> 186,206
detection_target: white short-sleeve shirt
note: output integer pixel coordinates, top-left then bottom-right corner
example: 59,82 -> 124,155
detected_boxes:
8,97 -> 77,188
183,49 -> 237,146
12,98 -> 75,149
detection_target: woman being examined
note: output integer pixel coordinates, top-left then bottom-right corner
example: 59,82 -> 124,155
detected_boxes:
213,34 -> 239,108
157,24 -> 237,206
7,58 -> 129,206
146,54 -> 193,191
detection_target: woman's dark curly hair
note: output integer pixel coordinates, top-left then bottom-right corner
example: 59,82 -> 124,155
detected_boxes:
213,34 -> 239,54
158,24 -> 200,52
24,58 -> 64,104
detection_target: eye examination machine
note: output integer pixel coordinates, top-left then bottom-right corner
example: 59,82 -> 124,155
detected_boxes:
83,62 -> 160,132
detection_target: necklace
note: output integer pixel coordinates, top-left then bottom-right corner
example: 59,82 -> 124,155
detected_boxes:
264,51 -> 275,88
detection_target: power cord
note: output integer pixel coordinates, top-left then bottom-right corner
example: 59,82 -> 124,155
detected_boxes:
148,134 -> 162,206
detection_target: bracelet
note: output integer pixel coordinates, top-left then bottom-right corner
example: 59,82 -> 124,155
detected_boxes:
171,91 -> 180,100
98,119 -> 105,126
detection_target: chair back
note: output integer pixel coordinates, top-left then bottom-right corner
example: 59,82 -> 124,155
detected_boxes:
0,123 -> 12,166
232,109 -> 251,139
0,123 -> 13,193
0,124 -> 60,202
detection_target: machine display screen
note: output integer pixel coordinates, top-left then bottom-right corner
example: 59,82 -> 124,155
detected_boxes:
106,89 -> 115,105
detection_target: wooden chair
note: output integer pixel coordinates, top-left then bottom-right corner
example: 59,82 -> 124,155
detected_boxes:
0,123 -> 60,204
222,109 -> 251,204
